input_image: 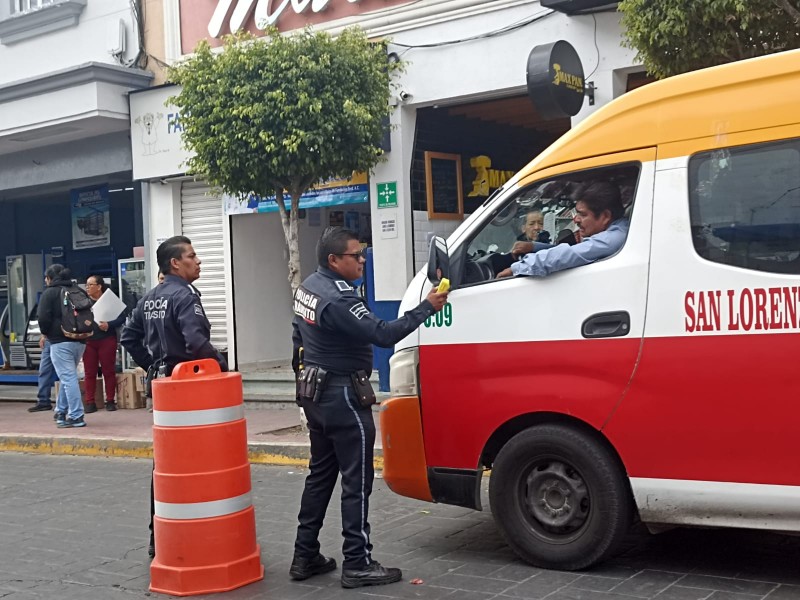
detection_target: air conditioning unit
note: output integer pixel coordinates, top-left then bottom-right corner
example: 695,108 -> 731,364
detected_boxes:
541,0 -> 619,15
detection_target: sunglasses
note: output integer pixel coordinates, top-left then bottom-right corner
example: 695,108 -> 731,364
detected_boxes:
334,249 -> 367,260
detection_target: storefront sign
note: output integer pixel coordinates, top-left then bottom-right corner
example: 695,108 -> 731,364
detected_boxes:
182,0 -> 413,54
71,185 -> 111,250
380,211 -> 398,239
129,85 -> 193,180
526,40 -> 586,120
226,172 -> 369,215
376,181 -> 398,208
468,155 -> 515,197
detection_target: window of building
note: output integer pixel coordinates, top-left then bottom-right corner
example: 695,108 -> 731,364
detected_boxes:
689,138 -> 800,274
0,0 -> 86,45
458,164 -> 639,285
13,0 -> 55,14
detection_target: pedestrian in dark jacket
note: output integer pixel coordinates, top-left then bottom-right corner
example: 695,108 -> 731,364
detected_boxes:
120,236 -> 227,560
37,265 -> 89,428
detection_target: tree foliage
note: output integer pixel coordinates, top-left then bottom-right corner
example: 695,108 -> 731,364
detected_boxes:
168,27 -> 400,291
619,0 -> 800,79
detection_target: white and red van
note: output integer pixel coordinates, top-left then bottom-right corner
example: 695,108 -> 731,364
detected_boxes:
380,48 -> 800,570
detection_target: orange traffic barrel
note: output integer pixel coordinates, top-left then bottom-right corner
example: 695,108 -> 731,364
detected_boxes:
149,359 -> 264,597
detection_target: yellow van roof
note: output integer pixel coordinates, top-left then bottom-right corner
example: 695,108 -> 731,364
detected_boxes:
520,48 -> 800,176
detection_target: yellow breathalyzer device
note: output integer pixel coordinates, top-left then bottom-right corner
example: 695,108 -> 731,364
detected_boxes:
437,278 -> 450,293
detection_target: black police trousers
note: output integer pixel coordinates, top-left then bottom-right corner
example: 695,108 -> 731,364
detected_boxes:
294,376 -> 375,570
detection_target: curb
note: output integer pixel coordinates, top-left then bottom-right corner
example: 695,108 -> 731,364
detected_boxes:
0,436 -> 385,469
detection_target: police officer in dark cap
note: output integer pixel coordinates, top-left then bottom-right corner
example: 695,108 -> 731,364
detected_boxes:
120,235 -> 227,559
289,227 -> 448,588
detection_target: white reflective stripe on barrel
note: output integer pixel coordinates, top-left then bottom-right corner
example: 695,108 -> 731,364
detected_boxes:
155,491 -> 252,519
153,405 -> 244,427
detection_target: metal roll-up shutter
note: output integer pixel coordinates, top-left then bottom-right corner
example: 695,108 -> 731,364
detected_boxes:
180,181 -> 228,352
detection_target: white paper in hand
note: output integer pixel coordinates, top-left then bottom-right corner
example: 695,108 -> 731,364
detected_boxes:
91,289 -> 127,322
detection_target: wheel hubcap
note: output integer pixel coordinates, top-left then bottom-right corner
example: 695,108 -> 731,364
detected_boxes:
525,461 -> 589,533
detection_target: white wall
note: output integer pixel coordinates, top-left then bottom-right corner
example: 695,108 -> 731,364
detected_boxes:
231,211 -> 322,368
146,180 -> 182,281
0,0 -> 141,84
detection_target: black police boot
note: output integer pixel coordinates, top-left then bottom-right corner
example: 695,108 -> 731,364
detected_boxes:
289,553 -> 337,581
341,561 -> 402,588
148,534 -> 155,560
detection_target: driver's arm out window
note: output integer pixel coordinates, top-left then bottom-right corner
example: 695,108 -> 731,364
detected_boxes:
460,164 -> 640,286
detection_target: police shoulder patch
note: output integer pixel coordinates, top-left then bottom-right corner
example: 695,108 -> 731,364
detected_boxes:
294,286 -> 321,324
349,302 -> 369,320
194,304 -> 204,316
335,280 -> 353,292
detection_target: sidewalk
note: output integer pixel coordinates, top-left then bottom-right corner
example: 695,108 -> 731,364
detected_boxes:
0,399 -> 384,466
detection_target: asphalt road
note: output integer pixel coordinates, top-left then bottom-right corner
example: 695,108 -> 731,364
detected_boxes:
1,453 -> 798,600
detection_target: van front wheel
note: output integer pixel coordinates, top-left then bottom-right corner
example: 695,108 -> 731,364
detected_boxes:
489,424 -> 631,570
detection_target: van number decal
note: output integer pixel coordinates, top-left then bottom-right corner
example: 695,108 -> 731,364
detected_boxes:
425,303 -> 453,328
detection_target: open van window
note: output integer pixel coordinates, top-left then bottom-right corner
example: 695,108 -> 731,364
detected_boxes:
689,138 -> 800,274
459,164 -> 640,285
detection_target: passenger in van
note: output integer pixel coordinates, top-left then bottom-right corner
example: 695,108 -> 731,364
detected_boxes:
517,209 -> 550,244
497,181 -> 628,278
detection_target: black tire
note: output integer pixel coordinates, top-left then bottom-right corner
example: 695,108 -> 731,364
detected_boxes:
489,424 -> 632,571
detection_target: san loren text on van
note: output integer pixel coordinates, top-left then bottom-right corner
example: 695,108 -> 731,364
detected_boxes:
684,287 -> 800,333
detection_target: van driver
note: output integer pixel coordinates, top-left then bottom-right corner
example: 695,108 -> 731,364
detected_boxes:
497,181 -> 628,278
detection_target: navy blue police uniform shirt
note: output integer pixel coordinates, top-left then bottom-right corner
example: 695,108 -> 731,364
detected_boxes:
292,267 -> 435,375
120,274 -> 227,374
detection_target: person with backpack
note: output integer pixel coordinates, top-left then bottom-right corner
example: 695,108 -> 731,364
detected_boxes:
37,264 -> 94,428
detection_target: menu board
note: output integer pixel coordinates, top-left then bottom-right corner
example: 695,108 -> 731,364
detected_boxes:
425,151 -> 464,220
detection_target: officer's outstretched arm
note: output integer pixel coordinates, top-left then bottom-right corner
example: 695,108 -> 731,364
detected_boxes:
120,300 -> 153,370
323,297 -> 435,348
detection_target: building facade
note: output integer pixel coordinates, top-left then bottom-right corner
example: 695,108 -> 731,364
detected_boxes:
131,0 -> 644,370
0,0 -> 155,367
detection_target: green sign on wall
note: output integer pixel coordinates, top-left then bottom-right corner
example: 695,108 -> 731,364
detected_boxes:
376,181 -> 398,208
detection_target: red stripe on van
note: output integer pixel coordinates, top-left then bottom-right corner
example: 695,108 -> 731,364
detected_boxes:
419,332 -> 799,487
606,333 -> 800,486
418,338 -> 641,469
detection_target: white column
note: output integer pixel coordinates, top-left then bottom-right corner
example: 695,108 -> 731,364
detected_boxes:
147,180 -> 182,282
370,104 -> 418,301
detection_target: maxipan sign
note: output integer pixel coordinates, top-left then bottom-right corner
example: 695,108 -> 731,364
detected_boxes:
526,40 -> 587,120
181,0 -> 413,54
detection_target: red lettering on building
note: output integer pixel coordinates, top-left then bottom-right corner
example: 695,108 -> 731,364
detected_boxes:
180,0 -> 414,55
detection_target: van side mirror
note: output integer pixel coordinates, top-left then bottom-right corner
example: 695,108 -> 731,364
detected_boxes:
427,236 -> 450,284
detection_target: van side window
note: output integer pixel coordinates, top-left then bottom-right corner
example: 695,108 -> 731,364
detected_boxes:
689,138 -> 800,274
460,164 -> 639,285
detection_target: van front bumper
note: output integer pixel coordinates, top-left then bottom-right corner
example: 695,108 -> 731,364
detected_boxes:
379,395 -> 433,502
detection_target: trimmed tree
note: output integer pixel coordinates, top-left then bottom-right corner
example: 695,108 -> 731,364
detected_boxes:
168,28 -> 400,292
619,0 -> 800,79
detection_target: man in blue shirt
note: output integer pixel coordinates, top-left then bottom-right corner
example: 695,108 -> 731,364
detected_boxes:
497,181 -> 629,278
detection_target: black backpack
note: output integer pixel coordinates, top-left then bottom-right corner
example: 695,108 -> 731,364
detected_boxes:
60,285 -> 95,340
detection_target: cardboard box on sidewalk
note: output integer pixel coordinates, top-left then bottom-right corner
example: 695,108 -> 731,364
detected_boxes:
115,373 -> 145,409
133,367 -> 147,393
54,377 -> 104,408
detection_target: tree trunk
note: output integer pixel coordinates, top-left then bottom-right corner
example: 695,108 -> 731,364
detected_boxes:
274,188 -> 303,294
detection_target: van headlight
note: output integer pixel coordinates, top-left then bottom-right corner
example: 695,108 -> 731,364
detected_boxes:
389,347 -> 419,397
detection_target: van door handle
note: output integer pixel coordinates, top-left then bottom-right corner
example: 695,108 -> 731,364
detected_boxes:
582,311 -> 630,339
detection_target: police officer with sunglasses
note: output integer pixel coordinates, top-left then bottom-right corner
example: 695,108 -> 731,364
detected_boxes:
289,227 -> 448,588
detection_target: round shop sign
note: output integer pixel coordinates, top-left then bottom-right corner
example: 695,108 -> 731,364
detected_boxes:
526,40 -> 586,120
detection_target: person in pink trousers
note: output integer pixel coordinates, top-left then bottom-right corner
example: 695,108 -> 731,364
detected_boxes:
83,275 -> 126,412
